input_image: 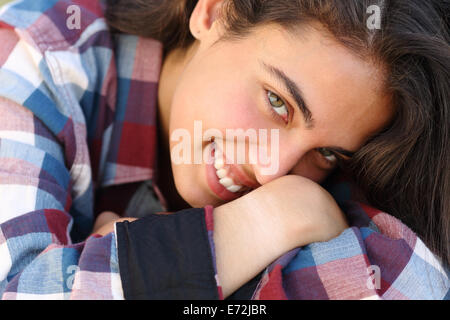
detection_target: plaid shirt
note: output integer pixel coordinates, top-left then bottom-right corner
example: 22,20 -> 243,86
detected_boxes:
0,0 -> 448,300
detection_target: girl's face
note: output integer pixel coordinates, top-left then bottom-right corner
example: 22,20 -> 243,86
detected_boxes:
165,10 -> 393,208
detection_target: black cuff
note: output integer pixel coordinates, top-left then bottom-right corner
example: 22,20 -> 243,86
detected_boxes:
116,208 -> 219,299
226,271 -> 264,300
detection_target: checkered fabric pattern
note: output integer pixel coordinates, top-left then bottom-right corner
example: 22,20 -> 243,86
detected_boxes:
0,0 -> 448,300
0,0 -> 165,299
254,174 -> 450,299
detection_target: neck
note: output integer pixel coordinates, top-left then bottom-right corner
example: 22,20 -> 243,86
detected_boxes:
157,42 -> 199,144
155,42 -> 199,211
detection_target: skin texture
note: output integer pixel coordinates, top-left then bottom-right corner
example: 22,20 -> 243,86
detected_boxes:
156,0 -> 394,209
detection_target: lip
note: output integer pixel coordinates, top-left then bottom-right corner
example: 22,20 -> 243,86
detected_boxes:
227,161 -> 261,189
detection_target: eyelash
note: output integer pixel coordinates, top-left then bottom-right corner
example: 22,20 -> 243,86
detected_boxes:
264,89 -> 291,125
315,148 -> 339,168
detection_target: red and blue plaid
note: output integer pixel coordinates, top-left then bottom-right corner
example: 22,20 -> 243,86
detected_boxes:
0,0 -> 448,299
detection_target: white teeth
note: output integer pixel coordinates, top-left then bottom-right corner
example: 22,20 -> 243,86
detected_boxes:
216,168 -> 244,193
219,177 -> 233,187
218,177 -> 243,193
212,144 -> 243,193
226,185 -> 242,192
216,168 -> 227,179
214,158 -> 224,170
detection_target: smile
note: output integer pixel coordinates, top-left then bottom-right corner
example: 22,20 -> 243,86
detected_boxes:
208,140 -> 259,196
214,157 -> 244,193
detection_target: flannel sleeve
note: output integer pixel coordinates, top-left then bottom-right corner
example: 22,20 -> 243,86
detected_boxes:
0,97 -> 124,299
252,200 -> 450,300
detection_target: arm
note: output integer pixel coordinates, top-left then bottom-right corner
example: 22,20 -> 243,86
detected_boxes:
0,96 -> 124,299
97,175 -> 348,299
212,175 -> 349,297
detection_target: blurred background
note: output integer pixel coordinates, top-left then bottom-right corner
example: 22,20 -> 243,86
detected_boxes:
0,0 -> 12,7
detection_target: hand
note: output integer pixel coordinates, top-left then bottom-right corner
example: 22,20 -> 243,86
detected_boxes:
92,211 -> 137,236
243,174 -> 349,248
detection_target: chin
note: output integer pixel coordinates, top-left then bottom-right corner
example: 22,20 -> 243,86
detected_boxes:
180,190 -> 218,208
173,174 -> 214,208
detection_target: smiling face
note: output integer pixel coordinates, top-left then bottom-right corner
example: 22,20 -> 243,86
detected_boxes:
159,2 -> 394,208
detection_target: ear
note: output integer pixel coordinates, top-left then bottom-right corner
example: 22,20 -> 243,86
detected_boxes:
189,0 -> 225,40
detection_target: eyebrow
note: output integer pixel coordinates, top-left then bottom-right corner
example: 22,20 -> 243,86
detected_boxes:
260,60 -> 356,158
260,60 -> 315,129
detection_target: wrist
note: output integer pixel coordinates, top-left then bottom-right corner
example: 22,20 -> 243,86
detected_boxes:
287,184 -> 349,245
212,198 -> 285,297
254,177 -> 347,248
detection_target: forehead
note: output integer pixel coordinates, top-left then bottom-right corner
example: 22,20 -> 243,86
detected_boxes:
247,23 -> 393,150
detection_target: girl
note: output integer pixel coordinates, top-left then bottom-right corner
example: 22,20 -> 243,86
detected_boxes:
0,0 -> 448,299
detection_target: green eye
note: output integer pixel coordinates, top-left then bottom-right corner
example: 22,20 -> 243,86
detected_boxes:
317,148 -> 337,163
267,91 -> 288,117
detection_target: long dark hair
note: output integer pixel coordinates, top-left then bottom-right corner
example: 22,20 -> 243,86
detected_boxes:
105,0 -> 450,266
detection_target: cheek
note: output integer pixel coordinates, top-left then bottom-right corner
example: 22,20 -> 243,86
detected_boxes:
173,84 -> 262,134
286,151 -> 335,183
204,86 -> 272,133
215,101 -> 263,131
